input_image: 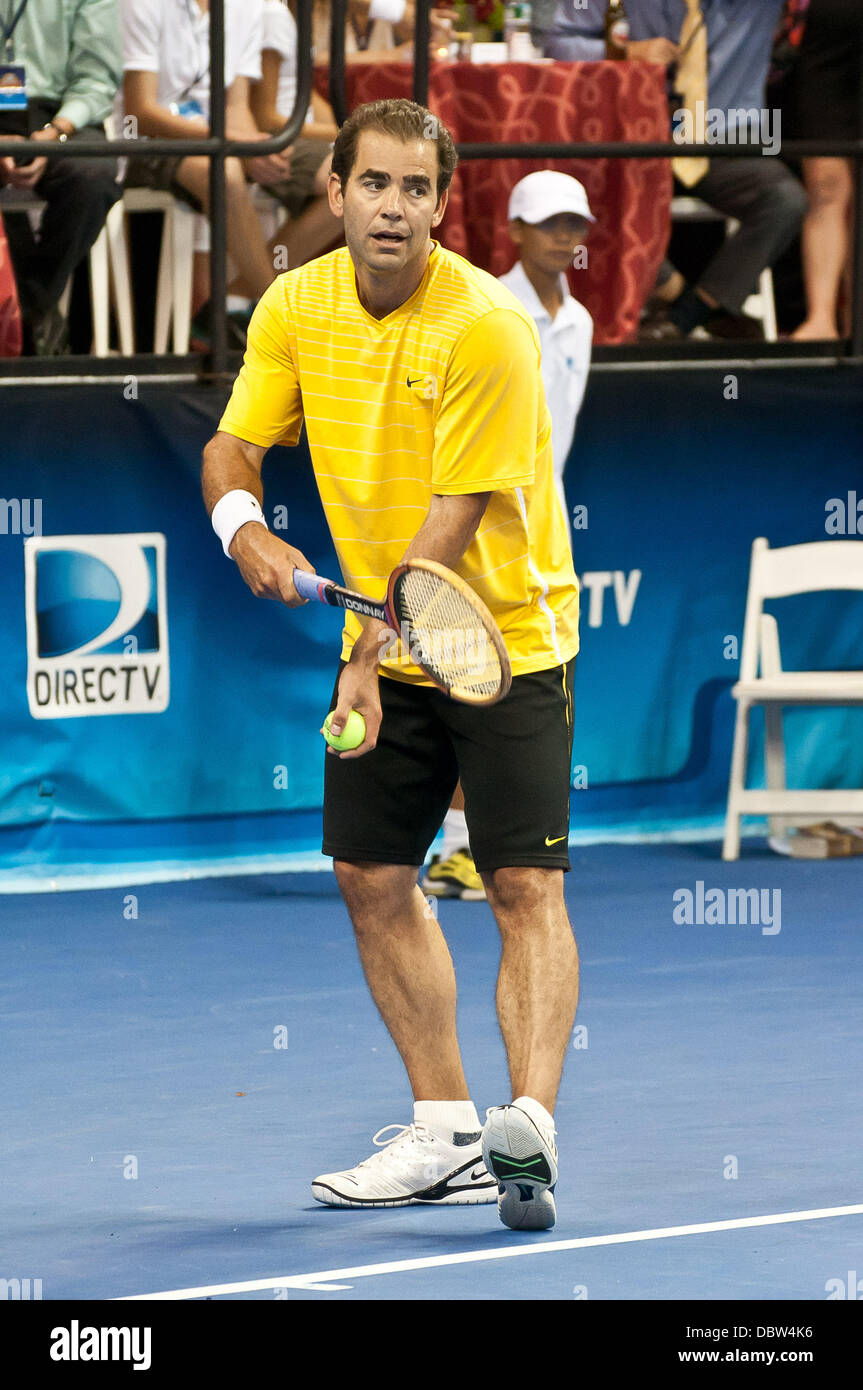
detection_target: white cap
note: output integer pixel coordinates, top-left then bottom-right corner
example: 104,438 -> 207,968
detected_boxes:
507,170 -> 595,225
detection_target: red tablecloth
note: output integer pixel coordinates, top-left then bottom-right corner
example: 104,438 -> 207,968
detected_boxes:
0,211 -> 22,357
316,60 -> 671,343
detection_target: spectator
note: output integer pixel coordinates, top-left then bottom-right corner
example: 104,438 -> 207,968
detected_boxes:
782,0 -> 862,339
249,0 -> 342,270
0,0 -> 122,355
312,0 -> 456,63
499,171 -> 593,540
546,1 -> 808,341
119,0 -> 290,338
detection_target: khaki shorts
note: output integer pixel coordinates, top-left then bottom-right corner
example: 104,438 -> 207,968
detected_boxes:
264,137 -> 330,218
123,153 -> 202,209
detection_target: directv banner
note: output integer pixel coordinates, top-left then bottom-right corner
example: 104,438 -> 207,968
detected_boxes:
24,533 -> 169,718
1,371 -> 862,835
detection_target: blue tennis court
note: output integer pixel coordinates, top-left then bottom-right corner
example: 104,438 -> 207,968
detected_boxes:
4,840 -> 861,1302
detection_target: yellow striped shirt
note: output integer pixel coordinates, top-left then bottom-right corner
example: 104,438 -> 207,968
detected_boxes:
219,241 -> 580,680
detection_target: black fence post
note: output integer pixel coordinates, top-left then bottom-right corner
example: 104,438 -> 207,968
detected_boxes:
208,0 -> 228,379
329,0 -> 350,129
413,0 -> 431,108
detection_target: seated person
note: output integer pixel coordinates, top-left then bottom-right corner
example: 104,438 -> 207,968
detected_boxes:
120,0 -> 290,337
546,0 -> 807,340
312,0 -> 456,63
0,0 -> 122,355
249,0 -> 342,270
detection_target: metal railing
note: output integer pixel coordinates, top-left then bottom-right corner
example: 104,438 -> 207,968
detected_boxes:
1,0 -> 861,376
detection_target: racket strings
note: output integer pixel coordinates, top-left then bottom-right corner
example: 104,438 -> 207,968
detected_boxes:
394,569 -> 503,700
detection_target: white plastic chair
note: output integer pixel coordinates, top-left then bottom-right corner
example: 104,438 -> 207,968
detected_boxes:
722,537 -> 863,860
670,196 -> 778,341
110,188 -> 196,354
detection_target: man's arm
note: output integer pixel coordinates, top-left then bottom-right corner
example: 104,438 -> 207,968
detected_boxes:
202,431 -> 314,606
348,491 -> 492,661
226,75 -> 292,185
55,0 -> 123,131
123,70 -> 209,139
328,491 -> 492,758
203,281 -> 308,600
544,0 -> 678,64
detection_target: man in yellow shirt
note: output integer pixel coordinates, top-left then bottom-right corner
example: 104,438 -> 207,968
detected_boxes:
202,98 -> 580,1231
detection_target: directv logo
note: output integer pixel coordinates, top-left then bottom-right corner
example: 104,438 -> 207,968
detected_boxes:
24,534 -> 169,719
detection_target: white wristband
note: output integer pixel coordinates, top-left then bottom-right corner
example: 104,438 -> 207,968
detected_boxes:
211,489 -> 268,559
369,0 -> 407,23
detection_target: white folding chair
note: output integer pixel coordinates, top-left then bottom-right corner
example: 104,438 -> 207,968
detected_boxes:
670,196 -> 778,342
722,537 -> 863,860
111,188 -> 196,354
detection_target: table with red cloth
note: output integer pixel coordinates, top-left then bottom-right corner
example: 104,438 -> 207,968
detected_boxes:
315,59 -> 671,343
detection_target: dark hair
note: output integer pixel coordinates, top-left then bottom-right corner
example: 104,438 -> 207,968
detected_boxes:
331,99 -> 458,200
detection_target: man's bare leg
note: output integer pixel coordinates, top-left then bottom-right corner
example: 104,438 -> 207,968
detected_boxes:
177,155 -> 276,300
482,866 -> 579,1114
333,859 -> 471,1100
271,198 -> 343,271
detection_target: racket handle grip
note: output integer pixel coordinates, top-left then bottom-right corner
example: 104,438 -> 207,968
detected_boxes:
293,569 -> 332,603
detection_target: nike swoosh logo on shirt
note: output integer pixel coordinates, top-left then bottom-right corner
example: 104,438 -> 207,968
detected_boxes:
545,834 -> 567,846
406,376 -> 423,387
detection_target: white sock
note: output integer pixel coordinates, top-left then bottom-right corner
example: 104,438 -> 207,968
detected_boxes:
440,808 -> 468,860
414,1099 -> 481,1143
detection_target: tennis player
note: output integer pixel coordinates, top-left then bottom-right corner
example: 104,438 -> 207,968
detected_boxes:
202,99 -> 580,1231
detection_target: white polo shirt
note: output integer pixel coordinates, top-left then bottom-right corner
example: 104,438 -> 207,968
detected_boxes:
120,0 -> 263,120
497,260 -> 593,486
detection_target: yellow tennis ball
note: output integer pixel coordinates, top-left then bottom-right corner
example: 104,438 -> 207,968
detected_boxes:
323,709 -> 366,751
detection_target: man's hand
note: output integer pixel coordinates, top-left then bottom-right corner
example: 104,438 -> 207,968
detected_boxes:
626,37 -> 679,65
243,148 -> 292,186
230,524 -> 314,605
430,8 -> 456,54
326,621 -> 387,759
228,127 -> 292,185
1,130 -> 52,189
0,134 -> 23,186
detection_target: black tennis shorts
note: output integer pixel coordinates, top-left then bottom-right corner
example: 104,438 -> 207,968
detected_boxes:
322,659 -> 575,873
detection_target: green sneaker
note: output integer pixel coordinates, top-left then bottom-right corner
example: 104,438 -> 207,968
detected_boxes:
421,847 -> 486,901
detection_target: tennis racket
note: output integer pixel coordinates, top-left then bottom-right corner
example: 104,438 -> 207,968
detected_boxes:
293,558 -> 511,706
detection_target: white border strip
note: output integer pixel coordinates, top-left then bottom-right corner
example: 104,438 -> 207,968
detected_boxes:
0,822 -> 772,895
116,1201 -> 863,1299
0,374 -> 199,387
591,356 -> 846,373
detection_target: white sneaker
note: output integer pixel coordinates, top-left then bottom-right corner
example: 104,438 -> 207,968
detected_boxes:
482,1097 -> 558,1230
311,1122 -> 498,1208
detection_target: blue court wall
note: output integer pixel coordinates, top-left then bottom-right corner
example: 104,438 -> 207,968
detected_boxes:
1,366 -> 862,869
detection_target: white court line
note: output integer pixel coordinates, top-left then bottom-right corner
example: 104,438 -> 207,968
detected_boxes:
116,1201 -> 863,1300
